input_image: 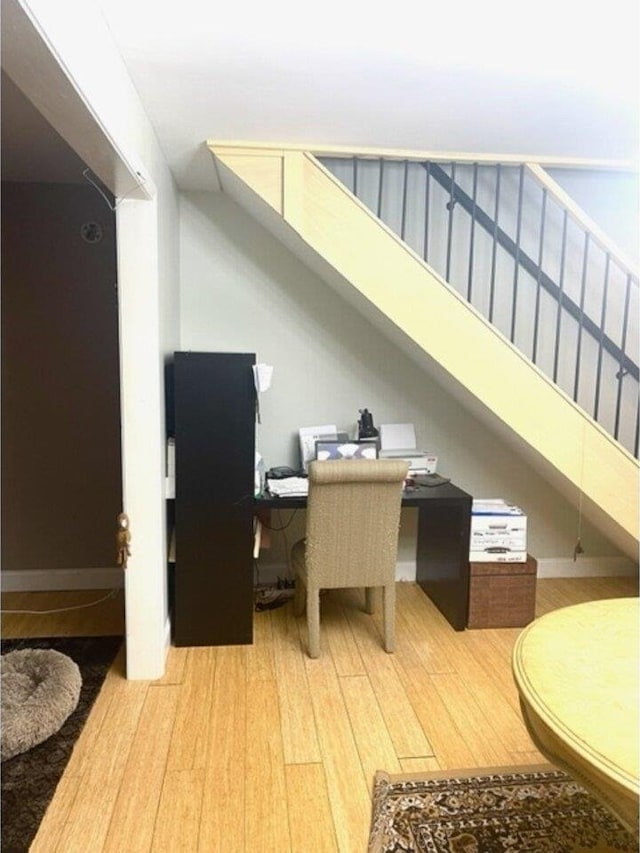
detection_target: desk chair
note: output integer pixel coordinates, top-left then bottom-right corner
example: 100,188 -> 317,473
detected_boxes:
292,458 -> 409,658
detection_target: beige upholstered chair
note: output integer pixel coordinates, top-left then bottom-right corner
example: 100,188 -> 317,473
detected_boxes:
292,458 -> 409,658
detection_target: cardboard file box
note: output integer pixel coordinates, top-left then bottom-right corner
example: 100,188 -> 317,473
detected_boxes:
470,500 -> 527,562
467,554 -> 537,629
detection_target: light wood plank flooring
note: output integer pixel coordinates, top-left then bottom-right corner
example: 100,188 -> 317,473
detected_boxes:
2,576 -> 637,852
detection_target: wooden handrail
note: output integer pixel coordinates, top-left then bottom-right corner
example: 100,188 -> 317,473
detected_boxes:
206,140 -> 635,172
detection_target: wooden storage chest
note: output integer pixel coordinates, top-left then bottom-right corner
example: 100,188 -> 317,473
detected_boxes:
467,554 -> 537,629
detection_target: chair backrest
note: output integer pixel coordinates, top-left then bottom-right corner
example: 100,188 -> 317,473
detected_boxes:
304,459 -> 409,589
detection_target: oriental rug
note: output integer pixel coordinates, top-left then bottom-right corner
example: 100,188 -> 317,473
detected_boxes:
1,635 -> 122,853
368,765 -> 637,853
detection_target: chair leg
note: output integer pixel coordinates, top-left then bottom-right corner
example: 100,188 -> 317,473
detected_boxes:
382,583 -> 395,653
293,573 -> 306,616
364,587 -> 376,615
307,585 -> 321,659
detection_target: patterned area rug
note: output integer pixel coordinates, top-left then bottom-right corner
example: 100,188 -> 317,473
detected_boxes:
1,636 -> 122,853
368,765 -> 638,853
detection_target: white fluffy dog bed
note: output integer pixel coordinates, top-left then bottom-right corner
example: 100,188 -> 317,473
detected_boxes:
1,648 -> 82,762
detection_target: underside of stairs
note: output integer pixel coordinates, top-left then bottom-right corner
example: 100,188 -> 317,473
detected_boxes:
208,145 -> 639,560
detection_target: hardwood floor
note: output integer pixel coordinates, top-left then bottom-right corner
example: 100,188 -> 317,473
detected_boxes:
2,576 -> 637,852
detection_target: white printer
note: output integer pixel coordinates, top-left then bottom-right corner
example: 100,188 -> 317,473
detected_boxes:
378,424 -> 438,474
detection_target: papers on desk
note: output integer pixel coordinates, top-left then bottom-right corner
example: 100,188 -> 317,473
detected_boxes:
266,477 -> 309,497
299,424 -> 338,471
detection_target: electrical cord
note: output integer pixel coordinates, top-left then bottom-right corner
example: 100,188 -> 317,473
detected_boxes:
82,167 -> 146,212
0,588 -> 122,615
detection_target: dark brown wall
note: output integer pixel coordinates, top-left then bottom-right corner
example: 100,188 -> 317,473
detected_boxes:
1,182 -> 121,570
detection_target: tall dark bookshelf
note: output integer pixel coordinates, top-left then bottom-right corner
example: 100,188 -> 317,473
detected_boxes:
171,351 -> 256,646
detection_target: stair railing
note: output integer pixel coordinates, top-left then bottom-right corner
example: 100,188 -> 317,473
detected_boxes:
319,156 -> 639,458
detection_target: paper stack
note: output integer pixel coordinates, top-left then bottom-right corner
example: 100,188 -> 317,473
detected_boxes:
266,477 -> 309,497
470,499 -> 527,562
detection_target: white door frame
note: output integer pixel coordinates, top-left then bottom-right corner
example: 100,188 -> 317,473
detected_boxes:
116,197 -> 169,679
2,0 -> 169,678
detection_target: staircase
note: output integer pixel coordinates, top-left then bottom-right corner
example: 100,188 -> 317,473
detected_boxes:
207,144 -> 639,558
319,156 -> 639,457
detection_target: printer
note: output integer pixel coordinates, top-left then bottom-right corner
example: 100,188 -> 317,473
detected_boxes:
378,423 -> 438,474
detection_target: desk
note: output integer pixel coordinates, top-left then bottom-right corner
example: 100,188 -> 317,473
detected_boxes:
256,480 -> 472,630
512,598 -> 639,835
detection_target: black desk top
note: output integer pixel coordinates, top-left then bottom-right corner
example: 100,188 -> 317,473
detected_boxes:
256,480 -> 471,510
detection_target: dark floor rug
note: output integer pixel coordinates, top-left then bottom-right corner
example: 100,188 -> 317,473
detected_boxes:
368,765 -> 638,853
1,635 -> 122,853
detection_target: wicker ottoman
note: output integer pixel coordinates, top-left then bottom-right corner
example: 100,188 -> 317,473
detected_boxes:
467,554 -> 537,629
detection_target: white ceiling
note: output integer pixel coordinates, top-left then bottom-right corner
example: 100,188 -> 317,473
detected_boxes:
2,0 -> 639,191
94,0 -> 639,191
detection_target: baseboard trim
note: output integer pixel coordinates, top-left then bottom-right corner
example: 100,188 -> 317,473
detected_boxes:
256,556 -> 638,584
395,561 -> 417,582
536,556 -> 638,578
1,568 -> 125,592
403,556 -> 638,580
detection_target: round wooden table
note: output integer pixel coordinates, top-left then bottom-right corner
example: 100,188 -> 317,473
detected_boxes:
512,597 -> 639,835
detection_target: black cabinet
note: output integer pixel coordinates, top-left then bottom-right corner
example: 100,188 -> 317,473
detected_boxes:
410,486 -> 472,631
172,352 -> 255,646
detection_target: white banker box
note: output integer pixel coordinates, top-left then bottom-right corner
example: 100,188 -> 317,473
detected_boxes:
470,499 -> 527,562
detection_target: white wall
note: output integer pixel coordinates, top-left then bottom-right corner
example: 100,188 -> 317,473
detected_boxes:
548,168 -> 639,265
180,191 -> 629,576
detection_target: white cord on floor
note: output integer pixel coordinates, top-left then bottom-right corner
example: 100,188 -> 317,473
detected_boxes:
0,588 -> 121,615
